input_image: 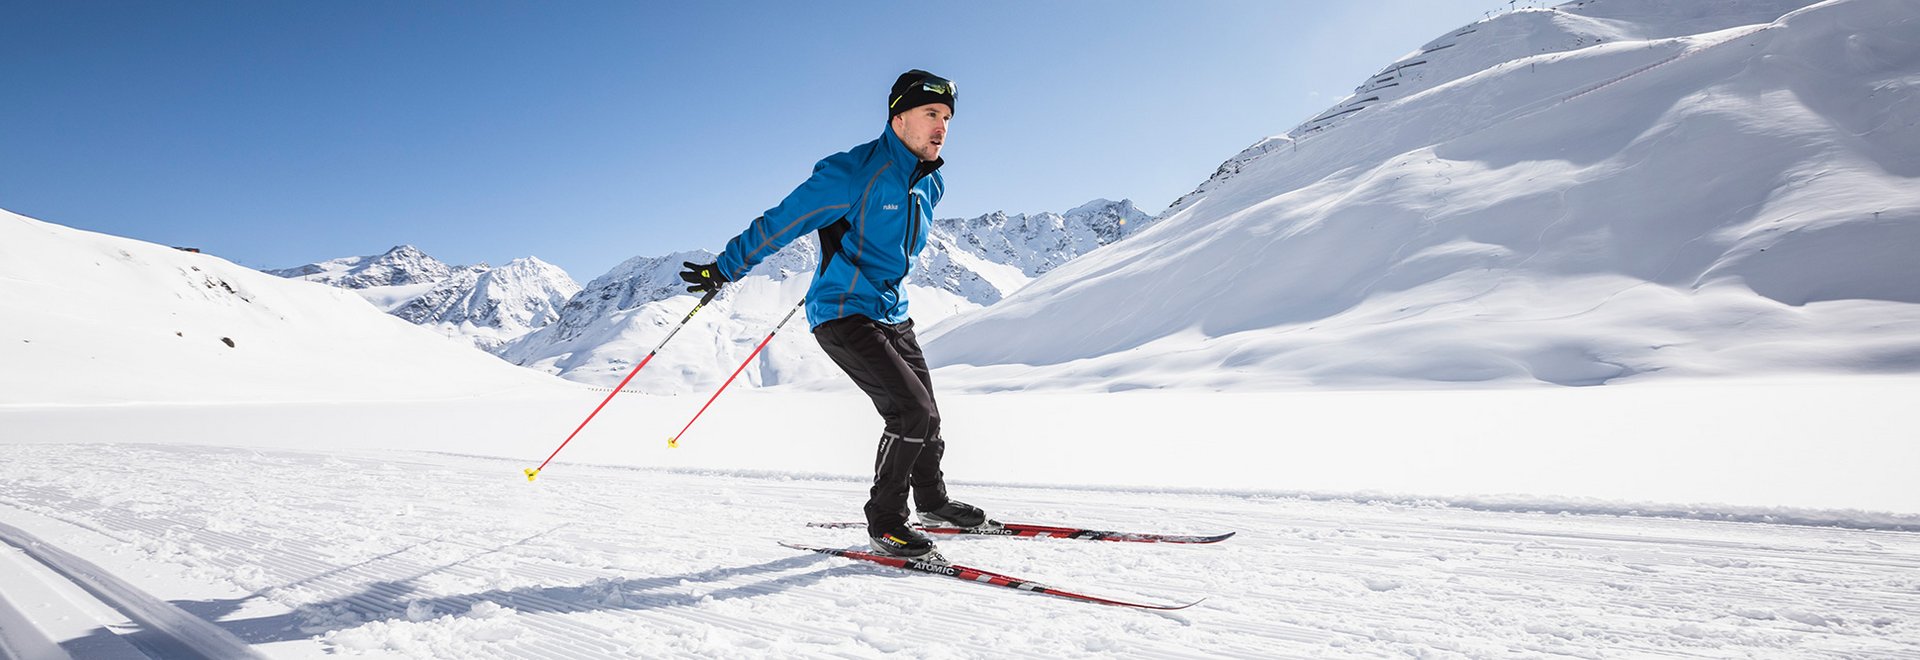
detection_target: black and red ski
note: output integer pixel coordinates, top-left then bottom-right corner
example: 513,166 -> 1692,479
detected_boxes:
806,521 -> 1234,544
779,542 -> 1203,610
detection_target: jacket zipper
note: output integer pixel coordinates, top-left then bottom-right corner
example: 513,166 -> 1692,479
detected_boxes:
905,163 -> 935,257
906,192 -> 920,255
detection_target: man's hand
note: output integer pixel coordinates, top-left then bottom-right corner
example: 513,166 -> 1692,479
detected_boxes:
679,261 -> 728,293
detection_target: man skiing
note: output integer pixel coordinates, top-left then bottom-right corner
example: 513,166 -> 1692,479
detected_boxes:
679,70 -> 986,558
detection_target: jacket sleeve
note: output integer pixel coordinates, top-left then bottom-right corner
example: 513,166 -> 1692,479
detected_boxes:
715,156 -> 855,280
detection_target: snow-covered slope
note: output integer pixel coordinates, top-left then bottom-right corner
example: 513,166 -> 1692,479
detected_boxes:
269,246 -> 580,353
928,0 -> 1920,391
504,200 -> 1152,390
0,209 -> 568,404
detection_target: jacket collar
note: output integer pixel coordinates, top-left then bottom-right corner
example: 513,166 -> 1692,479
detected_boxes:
880,125 -> 944,182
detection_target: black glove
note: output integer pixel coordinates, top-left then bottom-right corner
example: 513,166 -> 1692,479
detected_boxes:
679,261 -> 728,293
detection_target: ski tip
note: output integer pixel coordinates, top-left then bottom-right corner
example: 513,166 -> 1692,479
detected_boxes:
523,468 -> 539,482
1159,597 -> 1208,611
1117,596 -> 1208,611
667,437 -> 678,448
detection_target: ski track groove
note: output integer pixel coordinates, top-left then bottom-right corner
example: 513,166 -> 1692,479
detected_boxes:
2,443 -> 1918,657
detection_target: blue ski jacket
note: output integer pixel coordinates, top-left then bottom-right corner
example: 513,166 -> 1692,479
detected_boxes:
715,125 -> 945,329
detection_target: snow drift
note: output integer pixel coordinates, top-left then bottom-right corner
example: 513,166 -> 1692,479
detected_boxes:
926,0 -> 1920,391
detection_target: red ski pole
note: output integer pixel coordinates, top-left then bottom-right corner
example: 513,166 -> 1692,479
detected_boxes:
524,287 -> 721,482
667,299 -> 806,448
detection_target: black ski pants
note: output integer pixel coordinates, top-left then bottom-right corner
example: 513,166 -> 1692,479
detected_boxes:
813,315 -> 950,532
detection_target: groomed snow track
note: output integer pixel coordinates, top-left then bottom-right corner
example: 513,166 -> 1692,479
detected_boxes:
0,520 -> 264,660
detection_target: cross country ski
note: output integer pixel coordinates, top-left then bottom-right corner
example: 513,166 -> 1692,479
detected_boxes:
806,520 -> 1235,544
779,542 -> 1205,610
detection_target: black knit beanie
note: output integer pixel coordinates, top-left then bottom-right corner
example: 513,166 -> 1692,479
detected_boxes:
889,69 -> 956,117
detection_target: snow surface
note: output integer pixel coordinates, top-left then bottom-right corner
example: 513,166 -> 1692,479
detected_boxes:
928,0 -> 1920,391
0,437 -> 1916,658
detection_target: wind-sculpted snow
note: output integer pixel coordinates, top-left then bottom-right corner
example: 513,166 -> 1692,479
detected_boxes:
929,0 -> 1920,391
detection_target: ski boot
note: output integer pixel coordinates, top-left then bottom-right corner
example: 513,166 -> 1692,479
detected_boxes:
868,525 -> 939,559
917,500 -> 991,529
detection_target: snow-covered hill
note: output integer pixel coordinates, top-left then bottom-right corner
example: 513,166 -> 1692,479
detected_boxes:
0,209 -> 568,404
269,246 -> 581,353
928,0 -> 1920,391
503,200 -> 1155,390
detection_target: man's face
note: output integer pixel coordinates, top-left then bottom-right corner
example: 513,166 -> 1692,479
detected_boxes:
890,103 -> 952,162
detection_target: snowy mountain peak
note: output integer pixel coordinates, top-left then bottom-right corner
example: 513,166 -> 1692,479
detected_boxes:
266,244 -> 458,289
532,249 -> 718,345
382,243 -> 429,259
389,255 -> 581,352
1064,197 -> 1131,217
1063,198 -> 1155,244
932,198 -> 1160,279
267,246 -> 578,353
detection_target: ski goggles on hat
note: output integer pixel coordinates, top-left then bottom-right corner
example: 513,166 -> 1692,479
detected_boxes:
915,75 -> 955,98
890,71 -> 958,116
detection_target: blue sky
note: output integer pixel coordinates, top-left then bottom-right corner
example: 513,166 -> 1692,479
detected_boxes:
2,1 -> 1510,279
